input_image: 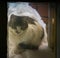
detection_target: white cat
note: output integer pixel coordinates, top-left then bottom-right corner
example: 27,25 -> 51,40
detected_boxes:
7,2 -> 48,58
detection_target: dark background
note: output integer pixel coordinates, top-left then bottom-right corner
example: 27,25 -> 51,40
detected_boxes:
57,3 -> 60,58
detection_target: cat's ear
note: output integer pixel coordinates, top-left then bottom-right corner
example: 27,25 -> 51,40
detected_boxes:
10,14 -> 16,20
9,14 -> 16,25
8,14 -> 17,29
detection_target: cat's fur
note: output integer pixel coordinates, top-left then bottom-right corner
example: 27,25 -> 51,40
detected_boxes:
7,14 -> 44,58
